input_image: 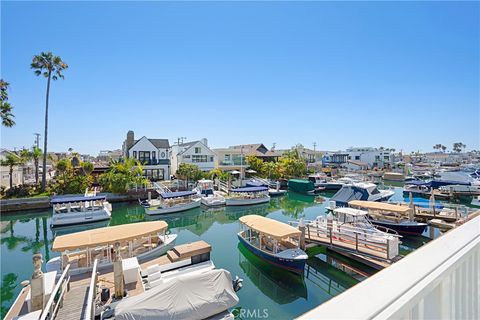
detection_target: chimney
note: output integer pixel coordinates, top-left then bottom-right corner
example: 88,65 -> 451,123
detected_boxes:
201,138 -> 208,147
125,130 -> 134,157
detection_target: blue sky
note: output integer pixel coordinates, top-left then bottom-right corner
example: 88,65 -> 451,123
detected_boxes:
1,1 -> 479,155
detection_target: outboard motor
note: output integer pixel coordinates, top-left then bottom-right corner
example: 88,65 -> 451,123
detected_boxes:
232,275 -> 243,292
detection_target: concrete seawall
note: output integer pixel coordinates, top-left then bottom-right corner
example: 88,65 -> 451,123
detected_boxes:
0,190 -> 152,213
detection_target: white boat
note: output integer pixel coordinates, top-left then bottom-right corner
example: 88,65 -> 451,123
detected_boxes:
310,207 -> 401,247
193,179 -> 226,207
225,186 -> 271,206
46,221 -> 177,275
316,177 -> 358,190
439,184 -> 480,196
330,182 -> 395,207
50,194 -> 112,227
471,196 -> 480,207
354,182 -> 395,202
142,191 -> 201,215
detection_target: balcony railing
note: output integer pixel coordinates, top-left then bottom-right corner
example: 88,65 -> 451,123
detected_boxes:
296,213 -> 480,320
138,159 -> 170,165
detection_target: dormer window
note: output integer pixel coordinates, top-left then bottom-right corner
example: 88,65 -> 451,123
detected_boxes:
195,147 -> 201,154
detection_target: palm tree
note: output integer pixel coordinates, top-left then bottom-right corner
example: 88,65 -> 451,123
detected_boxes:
31,52 -> 68,191
0,79 -> 15,127
0,152 -> 25,189
31,147 -> 42,185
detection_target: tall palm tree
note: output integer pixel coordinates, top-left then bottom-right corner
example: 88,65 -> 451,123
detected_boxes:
31,52 -> 68,191
0,79 -> 15,127
31,147 -> 42,185
0,152 -> 25,189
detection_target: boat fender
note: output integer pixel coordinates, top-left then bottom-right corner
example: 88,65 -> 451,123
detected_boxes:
233,275 -> 244,292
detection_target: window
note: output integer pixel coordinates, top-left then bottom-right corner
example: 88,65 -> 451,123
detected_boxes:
139,151 -> 151,164
133,151 -> 137,158
209,156 -> 214,162
195,147 -> 201,154
384,156 -> 389,161
355,156 -> 360,160
192,155 -> 208,162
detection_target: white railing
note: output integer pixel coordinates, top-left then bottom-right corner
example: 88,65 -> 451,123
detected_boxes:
83,259 -> 98,320
153,181 -> 171,193
39,264 -> 71,320
296,213 -> 480,320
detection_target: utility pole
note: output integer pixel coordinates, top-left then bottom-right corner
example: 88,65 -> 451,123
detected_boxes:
313,142 -> 317,152
176,137 -> 187,145
313,142 -> 317,163
34,133 -> 40,149
272,142 -> 276,150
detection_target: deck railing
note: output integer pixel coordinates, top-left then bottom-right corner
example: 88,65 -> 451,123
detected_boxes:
83,259 -> 99,320
39,264 -> 71,320
296,213 -> 480,320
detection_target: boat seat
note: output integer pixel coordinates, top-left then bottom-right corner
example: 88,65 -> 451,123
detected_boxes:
280,240 -> 298,249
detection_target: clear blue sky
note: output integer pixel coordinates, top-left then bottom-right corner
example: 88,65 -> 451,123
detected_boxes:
1,1 -> 479,155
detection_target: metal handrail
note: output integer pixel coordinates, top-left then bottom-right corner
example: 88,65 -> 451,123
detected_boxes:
39,264 -> 71,320
83,259 -> 98,320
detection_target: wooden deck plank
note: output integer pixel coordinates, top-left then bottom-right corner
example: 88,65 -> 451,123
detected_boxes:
56,285 -> 89,320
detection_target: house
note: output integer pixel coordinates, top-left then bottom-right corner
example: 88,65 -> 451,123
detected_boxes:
343,160 -> 369,171
122,131 -> 170,181
277,145 -> 324,164
214,143 -> 281,173
97,149 -> 122,163
345,147 -> 393,169
170,138 -> 216,174
0,149 -> 25,188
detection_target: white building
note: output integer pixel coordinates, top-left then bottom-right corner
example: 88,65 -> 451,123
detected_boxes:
122,131 -> 170,181
345,147 -> 393,169
170,138 -> 216,174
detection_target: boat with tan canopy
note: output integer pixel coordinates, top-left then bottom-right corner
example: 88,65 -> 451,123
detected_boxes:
46,221 -> 177,275
237,215 -> 307,274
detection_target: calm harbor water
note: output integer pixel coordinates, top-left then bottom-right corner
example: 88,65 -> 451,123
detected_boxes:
1,187 -> 436,319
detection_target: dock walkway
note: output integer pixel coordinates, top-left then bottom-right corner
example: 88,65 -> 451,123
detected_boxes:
56,282 -> 90,320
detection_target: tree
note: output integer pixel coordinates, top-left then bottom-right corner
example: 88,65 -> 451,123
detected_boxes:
50,156 -> 94,194
0,79 -> 15,127
31,52 -> 68,191
452,142 -> 466,153
98,158 -> 147,194
0,152 -> 25,189
262,161 -> 278,179
245,155 -> 264,176
31,147 -> 42,184
176,163 -> 203,186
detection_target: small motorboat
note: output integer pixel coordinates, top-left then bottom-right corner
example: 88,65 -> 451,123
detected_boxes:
226,187 -> 270,206
143,191 -> 201,215
193,179 -> 226,207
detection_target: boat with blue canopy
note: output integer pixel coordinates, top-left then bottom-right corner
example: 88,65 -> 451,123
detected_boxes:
226,186 -> 270,206
50,192 -> 112,227
238,215 -> 307,274
142,190 -> 201,215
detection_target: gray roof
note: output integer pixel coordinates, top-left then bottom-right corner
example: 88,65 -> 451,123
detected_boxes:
148,139 -> 170,149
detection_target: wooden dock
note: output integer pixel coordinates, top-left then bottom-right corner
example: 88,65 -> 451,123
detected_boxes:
56,284 -> 90,320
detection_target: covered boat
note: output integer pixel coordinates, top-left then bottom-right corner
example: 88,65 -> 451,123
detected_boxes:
193,179 -> 226,207
50,194 -> 111,227
330,183 -> 394,206
238,215 -> 307,274
46,221 -> 177,275
348,200 -> 428,236
143,191 -> 201,215
288,179 -> 315,194
114,268 -> 240,320
226,186 -> 270,206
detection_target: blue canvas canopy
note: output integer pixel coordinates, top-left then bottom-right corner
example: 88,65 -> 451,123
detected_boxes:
159,191 -> 196,199
330,185 -> 369,207
230,186 -> 268,193
430,179 -> 470,188
51,195 -> 106,204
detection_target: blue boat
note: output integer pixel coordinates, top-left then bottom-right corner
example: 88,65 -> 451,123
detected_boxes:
238,215 -> 308,274
368,219 -> 427,236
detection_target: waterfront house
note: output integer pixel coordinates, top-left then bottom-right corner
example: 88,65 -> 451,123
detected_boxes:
323,147 -> 393,169
170,138 -> 216,174
214,143 -> 281,174
122,130 -> 170,181
277,145 -> 324,164
0,149 -> 25,188
343,159 -> 369,171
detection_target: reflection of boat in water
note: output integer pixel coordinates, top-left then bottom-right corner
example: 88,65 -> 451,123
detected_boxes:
51,219 -> 110,237
237,242 -> 307,304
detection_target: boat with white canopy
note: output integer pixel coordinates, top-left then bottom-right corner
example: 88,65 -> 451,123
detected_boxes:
238,215 -> 307,274
193,179 -> 226,207
46,221 -> 177,275
142,191 -> 201,215
226,186 -> 270,206
50,194 -> 112,227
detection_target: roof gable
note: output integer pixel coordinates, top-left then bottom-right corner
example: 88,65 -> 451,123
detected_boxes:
128,136 -> 169,151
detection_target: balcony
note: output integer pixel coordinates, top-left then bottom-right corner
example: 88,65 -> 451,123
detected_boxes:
138,159 -> 170,166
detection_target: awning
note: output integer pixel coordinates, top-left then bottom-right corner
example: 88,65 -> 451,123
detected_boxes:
159,191 -> 196,199
245,169 -> 257,173
230,170 -> 241,175
230,186 -> 268,193
348,200 -> 411,214
52,221 -> 168,252
50,195 -> 106,204
239,215 -> 301,239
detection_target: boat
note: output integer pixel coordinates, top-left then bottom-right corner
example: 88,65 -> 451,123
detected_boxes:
383,172 -> 405,182
471,196 -> 480,207
330,182 -> 395,206
237,215 -> 308,274
439,184 -> 480,196
225,186 -> 270,206
193,179 -> 226,207
288,179 -> 315,194
50,194 -> 112,227
315,177 -> 359,191
46,221 -> 177,275
246,178 -> 287,196
348,200 -> 428,236
142,191 -> 201,215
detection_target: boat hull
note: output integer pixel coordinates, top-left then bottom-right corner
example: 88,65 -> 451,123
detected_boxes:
237,235 -> 305,274
369,219 -> 427,236
145,200 -> 201,215
50,208 -> 111,227
225,196 -> 270,206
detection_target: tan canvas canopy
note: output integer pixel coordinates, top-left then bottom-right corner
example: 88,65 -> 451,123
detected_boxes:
348,200 -> 411,214
239,215 -> 301,239
52,221 -> 168,252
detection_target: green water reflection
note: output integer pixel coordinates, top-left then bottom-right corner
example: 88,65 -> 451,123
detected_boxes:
1,189 -> 429,319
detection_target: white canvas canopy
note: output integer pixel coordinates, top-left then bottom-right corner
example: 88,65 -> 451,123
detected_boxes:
114,269 -> 239,320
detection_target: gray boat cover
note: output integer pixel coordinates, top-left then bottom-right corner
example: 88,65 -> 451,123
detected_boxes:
114,269 -> 239,320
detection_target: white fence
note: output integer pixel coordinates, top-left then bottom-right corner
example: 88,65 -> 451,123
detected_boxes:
296,213 -> 480,319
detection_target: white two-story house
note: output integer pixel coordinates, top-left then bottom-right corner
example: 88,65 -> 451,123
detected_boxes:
170,138 -> 216,174
122,131 -> 170,181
